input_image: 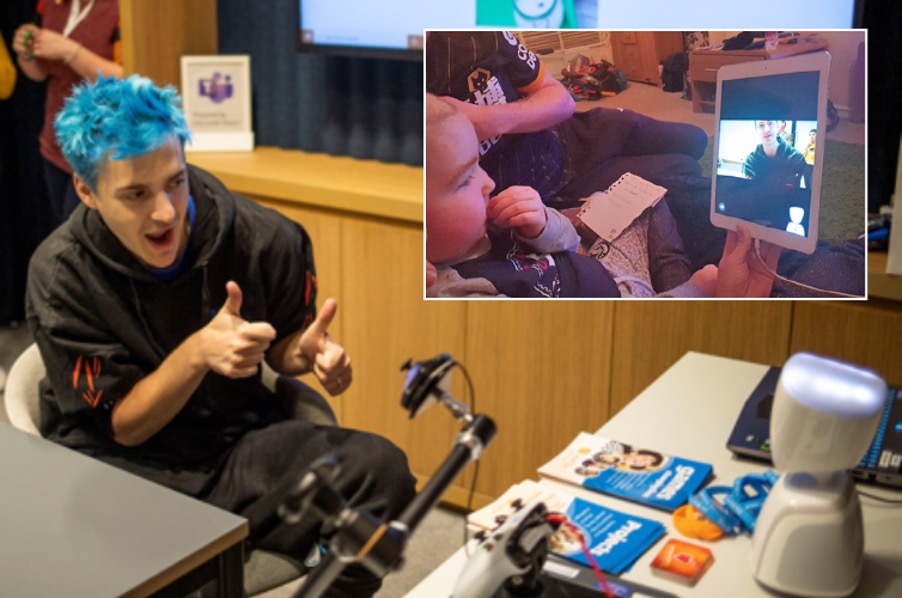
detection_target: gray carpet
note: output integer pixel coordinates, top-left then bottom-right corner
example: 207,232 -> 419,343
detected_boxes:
698,138 -> 865,243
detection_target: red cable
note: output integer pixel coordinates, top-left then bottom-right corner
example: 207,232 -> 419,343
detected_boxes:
547,515 -> 614,598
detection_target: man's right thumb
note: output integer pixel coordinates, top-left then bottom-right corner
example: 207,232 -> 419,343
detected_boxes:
222,281 -> 243,315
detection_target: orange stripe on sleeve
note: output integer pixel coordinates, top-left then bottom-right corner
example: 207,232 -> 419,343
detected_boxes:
517,63 -> 547,96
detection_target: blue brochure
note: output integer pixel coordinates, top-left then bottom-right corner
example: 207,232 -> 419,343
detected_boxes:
467,480 -> 665,575
538,432 -> 713,511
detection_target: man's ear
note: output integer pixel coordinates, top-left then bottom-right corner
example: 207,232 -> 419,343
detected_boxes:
73,176 -> 98,209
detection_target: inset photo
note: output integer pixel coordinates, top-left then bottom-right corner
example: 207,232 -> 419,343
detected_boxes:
424,30 -> 865,299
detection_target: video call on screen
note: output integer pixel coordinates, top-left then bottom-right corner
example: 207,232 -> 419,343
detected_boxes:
714,71 -> 821,237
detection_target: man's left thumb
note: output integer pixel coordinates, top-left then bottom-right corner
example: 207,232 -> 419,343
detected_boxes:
307,298 -> 338,350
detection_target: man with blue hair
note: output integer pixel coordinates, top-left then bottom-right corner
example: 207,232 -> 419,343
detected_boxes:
26,75 -> 415,597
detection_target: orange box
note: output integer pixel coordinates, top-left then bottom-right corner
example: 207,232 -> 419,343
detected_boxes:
650,539 -> 715,586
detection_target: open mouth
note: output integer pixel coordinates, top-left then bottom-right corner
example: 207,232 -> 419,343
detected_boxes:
146,228 -> 174,249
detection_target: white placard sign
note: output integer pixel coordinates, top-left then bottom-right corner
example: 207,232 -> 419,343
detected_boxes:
180,55 -> 254,152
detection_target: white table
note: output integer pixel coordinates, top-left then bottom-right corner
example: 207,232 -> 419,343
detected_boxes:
0,423 -> 248,597
407,352 -> 902,597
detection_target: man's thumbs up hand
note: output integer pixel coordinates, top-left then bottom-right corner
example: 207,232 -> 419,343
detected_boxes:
202,281 -> 276,378
221,280 -> 244,316
296,298 -> 352,395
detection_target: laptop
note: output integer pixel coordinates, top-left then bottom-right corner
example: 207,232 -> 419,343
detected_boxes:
727,366 -> 902,488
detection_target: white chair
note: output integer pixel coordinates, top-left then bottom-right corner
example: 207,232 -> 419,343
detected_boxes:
3,342 -> 334,596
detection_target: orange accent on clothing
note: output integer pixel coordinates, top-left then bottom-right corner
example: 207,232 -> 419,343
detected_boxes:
82,389 -> 102,408
304,271 -> 318,306
72,354 -> 104,408
517,63 -> 546,95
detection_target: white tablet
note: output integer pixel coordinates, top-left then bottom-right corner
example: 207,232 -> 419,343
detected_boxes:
710,51 -> 831,254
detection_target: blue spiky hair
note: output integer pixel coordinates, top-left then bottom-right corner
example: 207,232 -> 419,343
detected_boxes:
55,74 -> 192,191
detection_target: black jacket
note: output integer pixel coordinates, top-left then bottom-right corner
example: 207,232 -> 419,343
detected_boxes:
26,165 -> 318,465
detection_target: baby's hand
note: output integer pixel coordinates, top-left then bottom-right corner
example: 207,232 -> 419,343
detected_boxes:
486,186 -> 547,239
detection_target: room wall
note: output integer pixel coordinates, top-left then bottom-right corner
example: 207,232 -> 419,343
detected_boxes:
705,31 -> 864,115
216,0 -> 423,166
821,30 -> 865,115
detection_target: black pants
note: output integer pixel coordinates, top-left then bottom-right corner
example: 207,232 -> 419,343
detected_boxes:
553,107 -> 708,206
99,420 -> 417,597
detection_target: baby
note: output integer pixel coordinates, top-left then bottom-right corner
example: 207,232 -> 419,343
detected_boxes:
425,94 -> 780,298
426,93 -> 620,298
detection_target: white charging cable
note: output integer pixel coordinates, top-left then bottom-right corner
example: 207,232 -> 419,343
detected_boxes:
753,239 -> 861,298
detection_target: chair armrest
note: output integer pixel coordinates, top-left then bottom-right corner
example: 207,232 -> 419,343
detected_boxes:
261,361 -> 337,426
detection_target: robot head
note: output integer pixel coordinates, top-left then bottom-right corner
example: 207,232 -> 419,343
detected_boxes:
770,353 -> 886,473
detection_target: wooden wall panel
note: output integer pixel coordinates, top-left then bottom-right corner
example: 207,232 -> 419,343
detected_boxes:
340,219 -> 467,484
789,301 -> 902,385
120,0 -> 218,88
463,302 -> 615,498
609,302 -> 793,416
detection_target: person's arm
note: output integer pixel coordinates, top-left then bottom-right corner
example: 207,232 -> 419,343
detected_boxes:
30,28 -> 122,80
486,185 -> 579,254
518,206 -> 580,254
110,281 -> 276,446
439,68 -> 575,142
12,24 -> 47,82
266,298 -> 352,397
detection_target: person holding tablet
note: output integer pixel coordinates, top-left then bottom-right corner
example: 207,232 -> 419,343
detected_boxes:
425,30 -> 708,208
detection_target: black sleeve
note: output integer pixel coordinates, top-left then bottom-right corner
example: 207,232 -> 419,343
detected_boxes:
26,254 -> 144,437
257,211 -> 318,343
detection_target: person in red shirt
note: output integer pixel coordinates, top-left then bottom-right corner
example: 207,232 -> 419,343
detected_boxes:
12,0 -> 122,225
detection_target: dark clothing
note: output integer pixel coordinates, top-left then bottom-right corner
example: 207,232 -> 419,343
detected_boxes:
449,235 -> 621,298
28,165 -> 316,465
42,157 -> 80,224
426,30 -> 564,199
426,31 -> 708,208
742,139 -> 811,187
26,165 -> 415,594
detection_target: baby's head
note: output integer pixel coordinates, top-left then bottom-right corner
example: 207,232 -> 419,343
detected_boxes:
425,94 -> 495,265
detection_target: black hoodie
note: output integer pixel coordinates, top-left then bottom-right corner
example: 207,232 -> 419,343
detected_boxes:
26,166 -> 318,466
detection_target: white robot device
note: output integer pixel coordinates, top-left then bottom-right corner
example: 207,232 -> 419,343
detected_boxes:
750,353 -> 887,597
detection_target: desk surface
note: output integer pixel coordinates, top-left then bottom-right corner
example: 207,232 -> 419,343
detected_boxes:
407,352 -> 902,597
0,424 -> 248,597
187,147 -> 423,224
868,251 -> 902,302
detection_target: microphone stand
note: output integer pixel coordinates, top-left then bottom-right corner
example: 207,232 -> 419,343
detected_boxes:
287,356 -> 496,598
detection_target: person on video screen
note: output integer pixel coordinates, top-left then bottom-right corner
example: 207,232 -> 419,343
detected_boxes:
742,120 -> 811,187
803,129 -> 816,166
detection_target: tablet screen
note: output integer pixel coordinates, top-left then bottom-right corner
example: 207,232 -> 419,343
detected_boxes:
711,53 -> 828,254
